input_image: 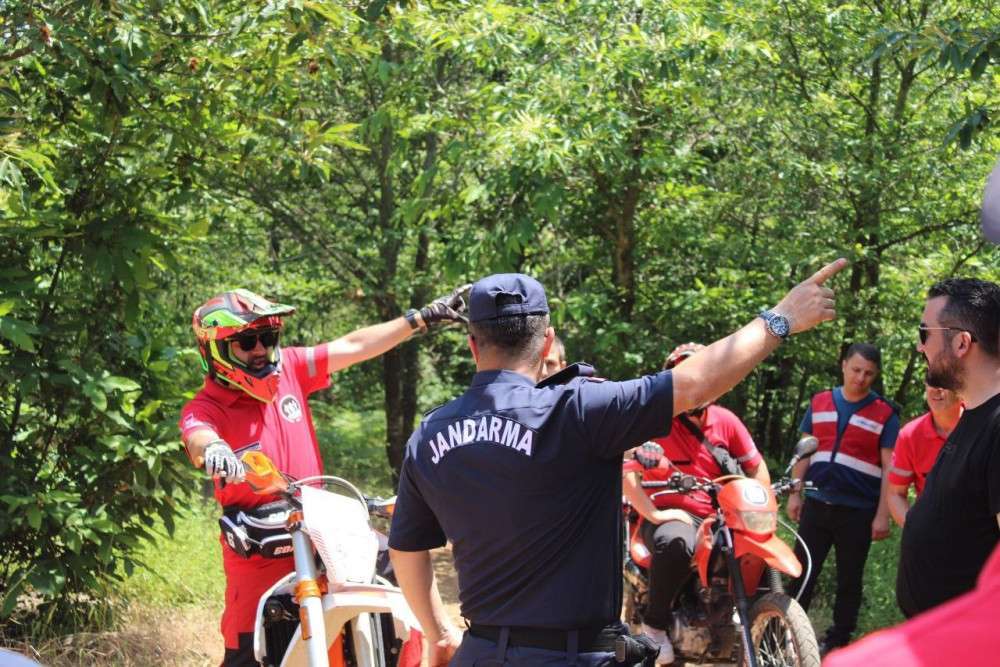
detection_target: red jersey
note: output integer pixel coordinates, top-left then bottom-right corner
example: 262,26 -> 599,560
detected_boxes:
887,412 -> 947,495
648,405 -> 762,516
180,345 -> 331,510
180,345 -> 332,648
825,543 -> 1000,667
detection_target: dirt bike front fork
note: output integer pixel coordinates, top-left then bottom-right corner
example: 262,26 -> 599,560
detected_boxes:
720,528 -> 758,667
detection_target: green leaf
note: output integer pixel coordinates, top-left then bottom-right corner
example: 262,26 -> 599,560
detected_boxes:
1,567 -> 33,617
82,381 -> 108,411
26,505 -> 42,530
286,32 -> 308,55
0,317 -> 36,351
100,375 -> 142,393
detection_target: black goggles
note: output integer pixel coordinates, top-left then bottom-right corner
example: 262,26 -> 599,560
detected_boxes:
918,325 -> 975,345
233,329 -> 280,352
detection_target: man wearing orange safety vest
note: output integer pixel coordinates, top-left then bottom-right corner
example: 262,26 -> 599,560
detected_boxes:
785,342 -> 900,656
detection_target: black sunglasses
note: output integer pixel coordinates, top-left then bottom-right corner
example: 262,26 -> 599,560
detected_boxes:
918,325 -> 976,345
233,329 -> 280,351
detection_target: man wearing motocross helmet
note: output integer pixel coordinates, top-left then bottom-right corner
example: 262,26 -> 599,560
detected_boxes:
179,286 -> 468,666
623,343 -> 771,663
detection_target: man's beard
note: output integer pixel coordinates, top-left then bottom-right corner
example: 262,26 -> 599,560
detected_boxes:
924,348 -> 964,392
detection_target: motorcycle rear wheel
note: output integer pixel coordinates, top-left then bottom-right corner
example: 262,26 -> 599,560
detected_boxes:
741,592 -> 820,667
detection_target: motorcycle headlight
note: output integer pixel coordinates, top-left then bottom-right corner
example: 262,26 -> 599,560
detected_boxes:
739,510 -> 777,534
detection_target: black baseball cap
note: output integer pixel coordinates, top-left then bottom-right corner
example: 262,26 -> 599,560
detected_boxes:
468,273 -> 549,323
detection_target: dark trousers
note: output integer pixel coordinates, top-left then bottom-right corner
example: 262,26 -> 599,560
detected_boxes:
222,632 -> 258,666
640,516 -> 699,630
452,630 -> 618,666
790,497 -> 875,645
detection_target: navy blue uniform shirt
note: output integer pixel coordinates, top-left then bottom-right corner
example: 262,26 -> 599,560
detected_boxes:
389,364 -> 674,629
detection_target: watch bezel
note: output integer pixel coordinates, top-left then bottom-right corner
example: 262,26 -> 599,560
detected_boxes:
760,309 -> 790,339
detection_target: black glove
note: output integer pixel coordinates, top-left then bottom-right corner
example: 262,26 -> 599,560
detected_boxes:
634,441 -> 664,470
419,284 -> 471,328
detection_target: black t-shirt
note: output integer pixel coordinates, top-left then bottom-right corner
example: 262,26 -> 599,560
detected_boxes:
897,391 -> 1000,615
389,365 -> 674,629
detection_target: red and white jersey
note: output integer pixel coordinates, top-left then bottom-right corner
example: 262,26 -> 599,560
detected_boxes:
647,405 -> 762,517
887,412 -> 947,495
180,345 -> 331,510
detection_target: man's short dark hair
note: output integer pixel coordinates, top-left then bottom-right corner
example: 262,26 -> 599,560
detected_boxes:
928,278 -> 1000,358
843,342 -> 882,369
469,294 -> 549,362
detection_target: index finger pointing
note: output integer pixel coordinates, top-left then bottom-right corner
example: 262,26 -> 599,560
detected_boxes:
807,257 -> 849,285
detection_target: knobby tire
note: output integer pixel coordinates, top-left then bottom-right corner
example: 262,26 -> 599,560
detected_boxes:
742,592 -> 820,667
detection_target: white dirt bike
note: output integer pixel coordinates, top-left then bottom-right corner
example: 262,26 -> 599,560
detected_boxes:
240,451 -> 423,667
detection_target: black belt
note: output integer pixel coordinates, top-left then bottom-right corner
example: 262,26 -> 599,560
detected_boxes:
468,622 -> 626,653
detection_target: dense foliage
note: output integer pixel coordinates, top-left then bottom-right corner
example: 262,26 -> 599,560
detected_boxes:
2,0 -> 998,632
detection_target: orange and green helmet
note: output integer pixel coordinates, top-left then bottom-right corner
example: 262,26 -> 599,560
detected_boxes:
192,289 -> 295,402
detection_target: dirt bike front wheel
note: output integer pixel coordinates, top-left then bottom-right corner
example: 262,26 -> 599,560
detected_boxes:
741,592 -> 820,667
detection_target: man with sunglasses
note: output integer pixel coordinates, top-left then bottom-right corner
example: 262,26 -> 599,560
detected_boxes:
622,342 -> 770,663
179,287 -> 467,666
896,278 -> 1000,618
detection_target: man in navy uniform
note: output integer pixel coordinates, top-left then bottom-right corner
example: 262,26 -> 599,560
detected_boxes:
389,262 -> 846,666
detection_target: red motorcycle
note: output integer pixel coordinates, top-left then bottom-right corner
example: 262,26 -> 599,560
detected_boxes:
622,437 -> 820,667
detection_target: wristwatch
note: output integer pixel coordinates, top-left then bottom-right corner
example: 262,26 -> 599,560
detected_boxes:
404,309 -> 425,332
758,309 -> 791,340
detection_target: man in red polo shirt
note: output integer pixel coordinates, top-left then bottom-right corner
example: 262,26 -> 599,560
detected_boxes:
623,343 -> 770,663
179,287 -> 467,666
886,382 -> 962,527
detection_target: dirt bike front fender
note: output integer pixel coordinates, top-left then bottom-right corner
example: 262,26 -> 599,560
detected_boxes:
733,532 -> 802,579
260,582 -> 423,667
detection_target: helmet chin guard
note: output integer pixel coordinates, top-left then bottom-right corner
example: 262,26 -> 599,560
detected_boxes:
193,289 -> 295,403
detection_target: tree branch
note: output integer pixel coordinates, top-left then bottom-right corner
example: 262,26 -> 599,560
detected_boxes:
874,215 -> 975,253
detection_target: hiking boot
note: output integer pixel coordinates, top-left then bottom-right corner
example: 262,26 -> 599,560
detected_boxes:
640,623 -> 675,665
818,634 -> 851,658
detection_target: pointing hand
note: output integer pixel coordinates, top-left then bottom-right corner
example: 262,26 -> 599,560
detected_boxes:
772,258 -> 849,335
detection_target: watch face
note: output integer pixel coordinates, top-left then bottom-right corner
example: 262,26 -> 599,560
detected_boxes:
771,314 -> 790,337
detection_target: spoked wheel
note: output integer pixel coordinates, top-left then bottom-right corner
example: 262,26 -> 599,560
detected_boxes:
743,592 -> 820,667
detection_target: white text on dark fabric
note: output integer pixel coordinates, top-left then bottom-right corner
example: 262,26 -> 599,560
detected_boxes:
427,415 -> 535,464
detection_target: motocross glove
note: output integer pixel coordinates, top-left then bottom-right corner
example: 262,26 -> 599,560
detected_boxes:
419,284 -> 472,328
634,441 -> 665,470
203,441 -> 246,483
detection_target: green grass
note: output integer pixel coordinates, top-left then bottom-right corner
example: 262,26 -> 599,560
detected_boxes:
800,524 -> 906,639
120,499 -> 224,609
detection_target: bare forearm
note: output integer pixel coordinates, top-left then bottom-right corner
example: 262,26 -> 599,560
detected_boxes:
623,473 -> 660,522
671,257 -> 847,415
672,319 -> 780,415
791,458 -> 810,482
875,450 -> 893,518
887,490 -> 910,527
749,462 -> 771,487
327,317 -> 416,373
876,475 -> 892,519
389,548 -> 453,642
